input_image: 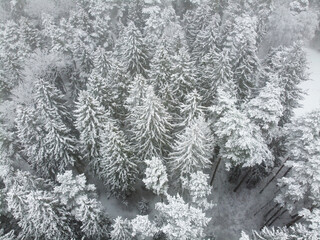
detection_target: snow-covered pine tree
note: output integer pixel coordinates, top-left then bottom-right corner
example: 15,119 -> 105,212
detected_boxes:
201,48 -> 234,105
125,74 -> 148,109
275,110 -> 320,214
4,170 -> 73,240
179,90 -> 206,128
229,14 -> 260,103
34,77 -> 75,178
181,171 -> 214,210
100,122 -> 138,198
263,42 -> 308,125
192,14 -> 221,64
149,39 -> 177,112
170,115 -> 212,178
0,20 -> 26,96
116,21 -> 149,78
74,90 -> 109,172
92,47 -> 113,79
143,157 -> 169,196
131,215 -> 158,239
240,223 -> 319,239
54,171 -> 110,239
130,86 -> 172,160
170,47 -> 196,102
155,194 -> 211,240
183,3 -> 214,51
110,217 -> 132,240
213,106 -> 273,170
246,76 -> 283,143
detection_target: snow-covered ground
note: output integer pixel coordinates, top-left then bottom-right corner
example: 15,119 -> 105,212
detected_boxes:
295,47 -> 320,116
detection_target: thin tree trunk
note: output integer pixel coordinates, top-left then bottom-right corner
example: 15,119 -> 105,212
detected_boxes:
282,167 -> 292,177
268,209 -> 287,226
259,164 -> 286,194
254,198 -> 275,216
210,157 -> 222,186
264,203 -> 279,219
233,169 -> 251,192
286,215 -> 303,227
261,207 -> 282,229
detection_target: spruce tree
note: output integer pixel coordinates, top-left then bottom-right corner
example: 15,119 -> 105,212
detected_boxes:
275,110 -> 320,214
100,122 -> 138,198
263,43 -> 308,125
170,115 -> 212,177
213,106 -> 273,170
74,90 -> 109,172
130,86 -> 172,160
110,217 -> 132,240
117,22 -> 149,78
143,157 -> 169,196
34,78 -> 75,178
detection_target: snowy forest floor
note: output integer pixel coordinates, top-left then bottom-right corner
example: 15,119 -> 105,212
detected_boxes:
87,46 -> 320,240
295,47 -> 320,116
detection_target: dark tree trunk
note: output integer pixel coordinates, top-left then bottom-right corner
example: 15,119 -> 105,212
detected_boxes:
210,157 -> 222,186
233,169 -> 251,192
264,203 -> 279,219
259,163 -> 286,194
268,209 -> 287,226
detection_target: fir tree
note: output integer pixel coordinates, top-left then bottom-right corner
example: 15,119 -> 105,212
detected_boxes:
130,86 -> 172,160
170,115 -> 212,177
246,77 -> 283,142
263,43 -> 308,125
34,78 -> 75,178
100,122 -> 138,198
74,90 -> 109,172
131,215 -> 158,239
275,110 -> 320,214
179,90 -> 206,128
213,107 -> 273,170
54,171 -> 110,239
155,194 -> 211,240
143,157 -> 169,196
117,22 -> 149,78
181,171 -> 214,210
110,217 -> 132,240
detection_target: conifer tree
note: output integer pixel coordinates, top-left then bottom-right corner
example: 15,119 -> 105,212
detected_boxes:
246,77 -> 283,142
263,43 -> 308,125
34,78 -> 75,178
143,157 -> 169,196
117,22 -> 149,78
125,74 -> 148,109
155,194 -> 211,240
54,171 -> 110,239
74,90 -> 109,172
275,110 -> 320,214
170,115 -> 212,177
4,170 -> 73,240
110,217 -> 132,240
180,90 -> 206,128
170,47 -> 196,102
149,40 -> 176,110
131,215 -> 158,239
181,171 -> 214,210
130,86 -> 172,160
213,106 -> 273,170
100,122 -> 138,198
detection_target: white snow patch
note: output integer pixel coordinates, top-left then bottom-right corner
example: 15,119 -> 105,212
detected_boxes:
295,47 -> 320,116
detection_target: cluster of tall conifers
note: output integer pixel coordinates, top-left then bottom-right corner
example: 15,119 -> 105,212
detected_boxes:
0,0 -> 319,239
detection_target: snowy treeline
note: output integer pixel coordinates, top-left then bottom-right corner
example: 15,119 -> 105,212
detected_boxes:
0,0 -> 319,239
